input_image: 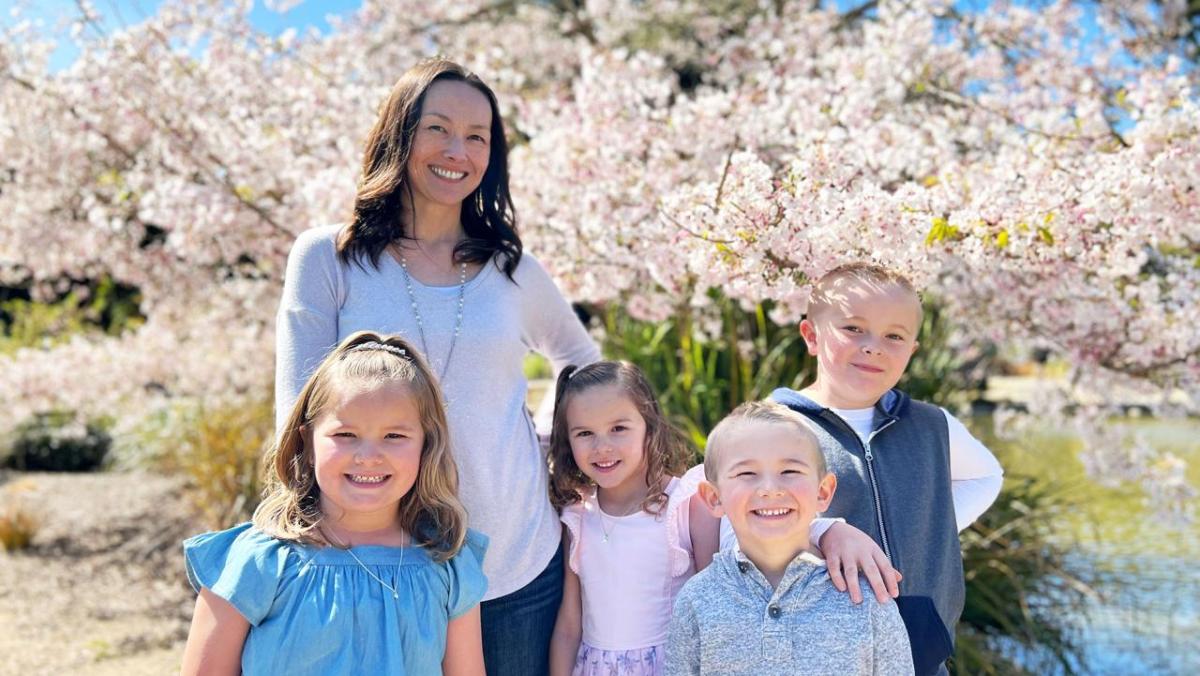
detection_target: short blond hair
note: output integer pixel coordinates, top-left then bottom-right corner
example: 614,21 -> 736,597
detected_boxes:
704,400 -> 826,482
807,262 -> 921,321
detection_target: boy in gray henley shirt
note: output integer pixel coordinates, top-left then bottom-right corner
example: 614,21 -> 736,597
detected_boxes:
666,401 -> 913,676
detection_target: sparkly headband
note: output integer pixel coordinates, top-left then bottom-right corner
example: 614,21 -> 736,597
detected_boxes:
346,341 -> 409,359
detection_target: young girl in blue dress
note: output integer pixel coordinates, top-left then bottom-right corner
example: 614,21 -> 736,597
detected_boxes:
181,331 -> 487,675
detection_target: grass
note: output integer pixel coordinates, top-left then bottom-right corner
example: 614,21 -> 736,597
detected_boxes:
0,478 -> 41,551
140,397 -> 273,529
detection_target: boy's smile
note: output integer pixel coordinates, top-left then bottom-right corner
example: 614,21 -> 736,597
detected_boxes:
701,421 -> 836,574
800,280 -> 921,409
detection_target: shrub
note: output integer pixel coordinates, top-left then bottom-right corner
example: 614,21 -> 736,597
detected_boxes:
0,478 -> 41,551
135,397 -> 273,529
3,411 -> 111,472
593,294 -> 814,451
0,275 -> 143,355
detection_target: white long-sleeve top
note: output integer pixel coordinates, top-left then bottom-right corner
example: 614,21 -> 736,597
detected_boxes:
275,225 -> 600,599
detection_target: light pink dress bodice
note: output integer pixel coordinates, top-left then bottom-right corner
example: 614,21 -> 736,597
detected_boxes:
561,468 -> 704,655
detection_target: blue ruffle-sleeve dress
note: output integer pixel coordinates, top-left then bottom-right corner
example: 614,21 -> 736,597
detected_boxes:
183,522 -> 488,675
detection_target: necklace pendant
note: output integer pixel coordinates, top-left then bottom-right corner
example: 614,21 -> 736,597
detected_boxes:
602,534 -> 609,543
393,591 -> 400,599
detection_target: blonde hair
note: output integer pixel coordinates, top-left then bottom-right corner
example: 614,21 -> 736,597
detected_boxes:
807,262 -> 921,321
254,331 -> 467,561
704,400 -> 826,482
548,361 -> 692,515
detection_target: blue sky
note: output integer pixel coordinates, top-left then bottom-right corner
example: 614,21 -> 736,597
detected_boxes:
2,0 -> 363,71
5,0 -> 1134,77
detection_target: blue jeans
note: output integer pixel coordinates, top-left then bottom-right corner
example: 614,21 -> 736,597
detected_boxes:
480,546 -> 563,676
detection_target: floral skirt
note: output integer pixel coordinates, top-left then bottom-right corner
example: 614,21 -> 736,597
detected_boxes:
573,641 -> 664,676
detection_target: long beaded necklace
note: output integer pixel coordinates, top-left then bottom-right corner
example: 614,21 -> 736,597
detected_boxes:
324,528 -> 407,600
396,250 -> 467,382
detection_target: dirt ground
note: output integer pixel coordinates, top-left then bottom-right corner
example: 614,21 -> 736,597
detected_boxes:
0,470 -> 201,675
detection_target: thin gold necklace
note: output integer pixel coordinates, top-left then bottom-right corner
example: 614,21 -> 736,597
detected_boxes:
324,528 -> 407,599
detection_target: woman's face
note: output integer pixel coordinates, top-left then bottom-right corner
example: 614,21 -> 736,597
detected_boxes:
405,79 -> 493,212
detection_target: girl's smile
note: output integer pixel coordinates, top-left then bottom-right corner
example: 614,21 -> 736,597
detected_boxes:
590,459 -> 622,473
345,473 -> 392,486
311,381 -> 424,538
565,383 -> 650,512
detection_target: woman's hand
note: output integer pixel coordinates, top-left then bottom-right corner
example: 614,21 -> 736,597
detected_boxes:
818,521 -> 902,604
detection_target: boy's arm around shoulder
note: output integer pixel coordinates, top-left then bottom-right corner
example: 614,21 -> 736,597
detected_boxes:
665,579 -> 703,676
868,590 -> 916,676
181,588 -> 250,676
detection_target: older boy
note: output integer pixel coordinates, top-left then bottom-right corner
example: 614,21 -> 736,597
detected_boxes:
772,262 -> 1004,675
666,401 -> 914,676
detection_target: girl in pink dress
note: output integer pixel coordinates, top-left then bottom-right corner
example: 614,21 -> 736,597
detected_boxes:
547,361 -> 720,676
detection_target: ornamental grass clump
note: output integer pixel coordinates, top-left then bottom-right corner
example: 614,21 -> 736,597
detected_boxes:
0,504 -> 39,551
133,396 -> 273,529
951,476 -> 1102,675
176,398 -> 272,529
0,479 -> 41,552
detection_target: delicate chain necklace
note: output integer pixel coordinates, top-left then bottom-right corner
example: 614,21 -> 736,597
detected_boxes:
324,528 -> 406,600
396,249 -> 467,382
596,497 -> 643,544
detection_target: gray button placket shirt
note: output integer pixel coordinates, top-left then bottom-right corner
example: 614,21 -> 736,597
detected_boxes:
667,548 -> 915,675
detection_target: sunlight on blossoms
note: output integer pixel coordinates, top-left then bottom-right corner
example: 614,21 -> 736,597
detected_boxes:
1,0 -> 1197,518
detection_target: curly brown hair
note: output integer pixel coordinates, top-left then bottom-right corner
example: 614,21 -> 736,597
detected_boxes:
547,361 -> 692,515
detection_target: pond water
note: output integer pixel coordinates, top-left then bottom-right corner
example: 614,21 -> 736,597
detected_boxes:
978,416 -> 1199,675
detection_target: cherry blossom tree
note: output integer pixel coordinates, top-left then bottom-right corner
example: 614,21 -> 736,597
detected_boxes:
1,0 -> 1196,508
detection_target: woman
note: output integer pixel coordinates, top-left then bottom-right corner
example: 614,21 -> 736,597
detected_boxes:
275,58 -> 600,675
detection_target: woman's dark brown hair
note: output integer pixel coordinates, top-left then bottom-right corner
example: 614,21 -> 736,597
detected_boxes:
548,361 -> 692,515
338,58 -> 521,278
